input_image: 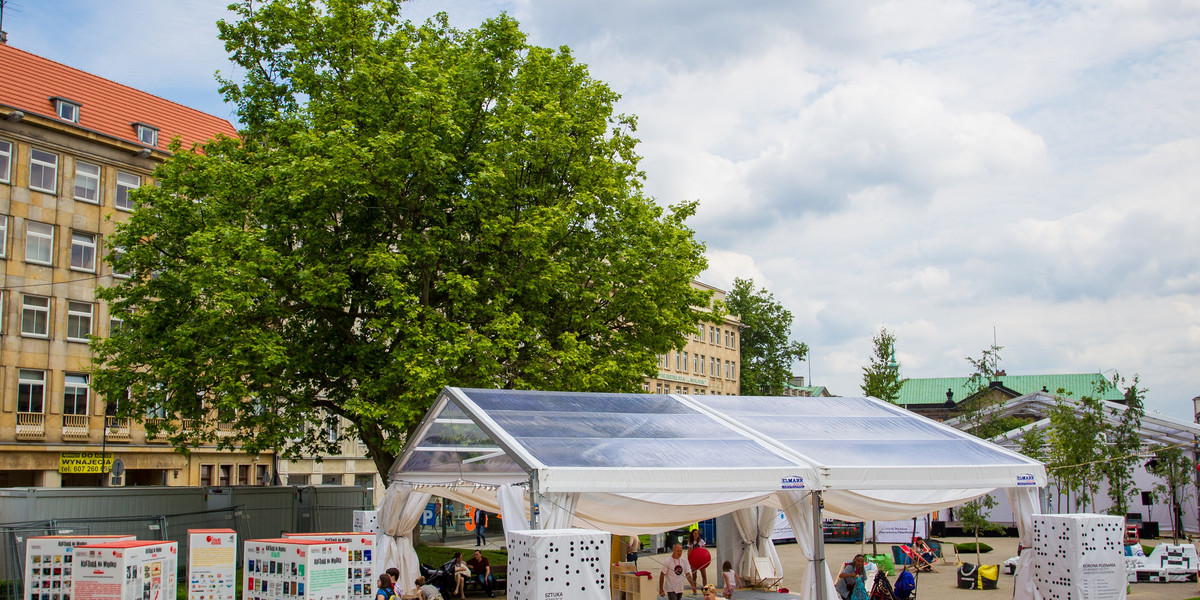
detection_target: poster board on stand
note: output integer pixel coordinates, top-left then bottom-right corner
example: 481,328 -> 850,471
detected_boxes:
188,529 -> 237,600
244,538 -> 349,600
73,540 -> 178,600
282,532 -> 373,600
25,535 -> 137,600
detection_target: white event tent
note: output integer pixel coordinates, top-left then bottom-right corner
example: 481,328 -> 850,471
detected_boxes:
379,388 -> 1048,600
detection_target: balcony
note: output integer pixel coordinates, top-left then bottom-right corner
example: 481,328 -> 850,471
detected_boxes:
61,414 -> 90,441
216,422 -> 236,437
104,417 -> 132,442
16,413 -> 46,440
144,418 -> 170,443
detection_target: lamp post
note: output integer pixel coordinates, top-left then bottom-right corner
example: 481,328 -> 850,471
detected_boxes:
98,401 -> 107,487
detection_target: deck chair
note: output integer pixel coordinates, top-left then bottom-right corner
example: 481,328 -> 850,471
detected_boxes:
899,545 -> 937,573
752,556 -> 784,590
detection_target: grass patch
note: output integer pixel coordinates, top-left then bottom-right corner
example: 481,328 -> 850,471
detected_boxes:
414,544 -> 508,568
954,542 -> 993,554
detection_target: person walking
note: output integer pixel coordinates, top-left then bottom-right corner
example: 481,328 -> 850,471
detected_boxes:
475,510 -> 488,546
658,543 -> 695,600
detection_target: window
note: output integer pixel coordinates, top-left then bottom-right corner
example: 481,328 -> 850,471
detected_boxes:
109,244 -> 131,278
70,232 -> 96,271
675,352 -> 681,371
731,331 -> 736,348
29,149 -> 58,194
710,326 -> 716,344
25,220 -> 54,265
135,124 -> 158,147
711,356 -> 717,375
288,474 -> 310,485
322,474 -> 342,485
695,354 -> 702,374
21,295 -> 49,337
63,374 -> 90,415
256,465 -> 269,485
0,215 -> 7,258
110,316 -> 124,336
66,301 -> 93,341
53,98 -> 80,123
18,370 -> 45,413
696,323 -> 703,340
199,464 -> 214,487
238,465 -> 251,485
731,361 -> 737,380
354,474 -> 374,489
0,140 -> 11,183
655,383 -> 663,394
74,161 -> 101,203
218,464 -> 232,486
681,351 -> 688,373
145,403 -> 167,419
115,171 -> 140,210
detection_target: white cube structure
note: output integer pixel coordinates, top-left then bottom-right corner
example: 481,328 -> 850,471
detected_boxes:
507,529 -> 609,600
1033,514 -> 1126,600
73,540 -> 179,600
352,511 -> 379,535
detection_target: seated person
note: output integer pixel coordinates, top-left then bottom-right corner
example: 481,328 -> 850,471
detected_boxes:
835,554 -> 866,600
912,537 -> 936,569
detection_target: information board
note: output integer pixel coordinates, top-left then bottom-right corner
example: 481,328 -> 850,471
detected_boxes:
244,538 -> 348,600
188,530 -> 237,600
283,533 -> 373,600
25,535 -> 137,600
72,540 -> 178,600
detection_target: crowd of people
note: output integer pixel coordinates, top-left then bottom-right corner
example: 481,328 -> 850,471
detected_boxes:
373,548 -> 497,600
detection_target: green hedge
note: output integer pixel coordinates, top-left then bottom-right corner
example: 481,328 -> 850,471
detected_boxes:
954,542 -> 993,554
414,545 -> 509,569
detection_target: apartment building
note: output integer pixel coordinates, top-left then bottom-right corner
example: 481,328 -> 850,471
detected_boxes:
645,281 -> 741,396
0,42 -> 264,487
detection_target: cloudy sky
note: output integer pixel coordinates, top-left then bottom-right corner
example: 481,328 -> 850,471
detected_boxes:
7,0 -> 1199,419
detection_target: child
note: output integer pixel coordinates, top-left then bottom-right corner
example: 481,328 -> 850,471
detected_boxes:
702,584 -> 720,600
721,560 -> 737,599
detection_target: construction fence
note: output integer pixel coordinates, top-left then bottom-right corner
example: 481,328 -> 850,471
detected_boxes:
0,485 -> 373,599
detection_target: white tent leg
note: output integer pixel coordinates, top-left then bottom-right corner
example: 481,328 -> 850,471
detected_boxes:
529,471 -> 540,529
813,491 -> 826,600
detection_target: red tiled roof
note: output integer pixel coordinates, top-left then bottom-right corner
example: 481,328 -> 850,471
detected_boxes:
0,43 -> 238,150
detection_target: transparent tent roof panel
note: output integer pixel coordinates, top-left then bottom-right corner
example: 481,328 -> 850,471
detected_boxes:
445,389 -> 806,471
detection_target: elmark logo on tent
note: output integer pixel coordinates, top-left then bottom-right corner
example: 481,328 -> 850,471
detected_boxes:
781,475 -> 805,490
1016,473 -> 1036,486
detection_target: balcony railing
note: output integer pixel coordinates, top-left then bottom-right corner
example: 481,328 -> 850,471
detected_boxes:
61,414 -> 90,440
104,417 -> 132,442
16,413 -> 46,440
216,422 -> 236,437
143,418 -> 170,443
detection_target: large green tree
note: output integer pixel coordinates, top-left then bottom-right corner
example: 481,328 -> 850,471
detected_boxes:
860,326 -> 906,403
92,0 -> 710,478
724,278 -> 807,395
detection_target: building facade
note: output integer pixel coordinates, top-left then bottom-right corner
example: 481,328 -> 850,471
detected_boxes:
644,281 -> 741,396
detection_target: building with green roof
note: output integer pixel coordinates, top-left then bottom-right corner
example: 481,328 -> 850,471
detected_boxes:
896,372 -> 1125,418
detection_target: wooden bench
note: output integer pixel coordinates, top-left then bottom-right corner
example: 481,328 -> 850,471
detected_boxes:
464,564 -> 506,596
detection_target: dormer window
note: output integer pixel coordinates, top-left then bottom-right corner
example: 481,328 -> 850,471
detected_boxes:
50,97 -> 81,123
133,122 -> 159,147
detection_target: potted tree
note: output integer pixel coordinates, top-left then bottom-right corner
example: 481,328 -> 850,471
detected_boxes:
956,495 -> 1004,590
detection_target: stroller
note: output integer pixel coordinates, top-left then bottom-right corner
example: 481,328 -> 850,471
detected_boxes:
420,561 -> 458,597
869,570 -> 902,600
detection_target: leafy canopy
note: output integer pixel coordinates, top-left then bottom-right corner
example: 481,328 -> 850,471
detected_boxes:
860,326 -> 906,403
723,278 -> 807,395
92,0 -> 710,477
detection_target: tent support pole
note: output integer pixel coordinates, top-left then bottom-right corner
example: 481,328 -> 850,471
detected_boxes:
813,491 -> 826,600
529,471 -> 540,529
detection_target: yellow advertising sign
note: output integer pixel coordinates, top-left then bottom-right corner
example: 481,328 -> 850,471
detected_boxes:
58,452 -> 114,474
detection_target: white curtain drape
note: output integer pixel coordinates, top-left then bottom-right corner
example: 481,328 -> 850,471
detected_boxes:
542,492 -> 581,530
756,506 -> 783,580
496,484 -> 528,540
1006,487 -> 1041,600
375,483 -> 432,595
732,507 -> 760,579
777,491 -> 838,600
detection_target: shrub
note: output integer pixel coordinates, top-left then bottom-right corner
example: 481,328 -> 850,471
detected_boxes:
954,542 -> 993,554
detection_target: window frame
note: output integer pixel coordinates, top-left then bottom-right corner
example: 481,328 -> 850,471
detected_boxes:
0,214 -> 7,258
63,373 -> 91,416
115,171 -> 140,211
73,160 -> 101,204
25,220 -> 54,265
0,139 -> 11,183
29,148 -> 58,194
109,244 -> 132,278
21,294 -> 50,338
135,124 -> 159,147
66,300 -> 93,342
18,369 -> 46,413
53,98 -> 81,123
70,231 -> 97,272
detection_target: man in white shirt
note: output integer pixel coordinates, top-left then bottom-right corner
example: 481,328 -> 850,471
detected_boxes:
658,543 -> 695,600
